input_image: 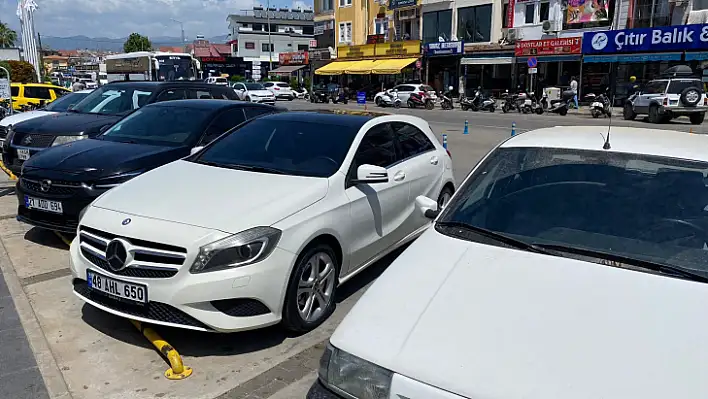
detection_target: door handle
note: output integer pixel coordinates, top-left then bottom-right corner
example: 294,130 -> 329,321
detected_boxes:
430,156 -> 439,165
393,171 -> 406,181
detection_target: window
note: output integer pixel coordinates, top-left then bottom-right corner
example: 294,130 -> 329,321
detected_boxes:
70,86 -> 154,115
520,0 -> 550,25
44,92 -> 90,112
253,23 -> 263,31
396,85 -> 416,92
339,0 -> 352,6
540,1 -> 549,21
339,22 -> 352,43
53,89 -> 71,98
298,44 -> 309,51
394,123 -> 435,159
23,87 -> 52,100
457,4 -> 492,43
502,2 -> 509,28
321,0 -> 334,11
525,3 -> 535,24
192,90 -> 214,99
353,124 -> 397,169
10,86 -> 19,96
423,10 -> 452,43
644,81 -> 668,94
261,43 -> 274,52
203,108 -> 247,144
156,89 -> 188,102
245,42 -> 255,50
244,106 -> 274,119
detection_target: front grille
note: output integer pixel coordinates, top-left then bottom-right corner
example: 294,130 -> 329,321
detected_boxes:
17,206 -> 78,231
13,133 -> 55,148
20,178 -> 82,195
78,226 -> 186,279
73,279 -> 210,330
211,298 -> 270,317
0,125 -> 6,139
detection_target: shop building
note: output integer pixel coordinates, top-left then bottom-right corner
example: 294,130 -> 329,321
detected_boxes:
191,39 -> 249,78
312,0 -> 337,73
424,41 -> 463,94
269,51 -> 311,84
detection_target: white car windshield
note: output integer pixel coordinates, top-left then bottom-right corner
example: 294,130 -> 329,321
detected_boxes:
438,147 -> 708,278
193,117 -> 359,177
70,86 -> 153,115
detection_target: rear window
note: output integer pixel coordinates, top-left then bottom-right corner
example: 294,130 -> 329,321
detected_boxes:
276,83 -> 290,88
216,78 -> 227,83
422,85 -> 435,92
11,87 -> 19,96
668,80 -> 704,94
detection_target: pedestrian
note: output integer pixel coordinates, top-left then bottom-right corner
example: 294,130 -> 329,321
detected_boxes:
71,78 -> 86,92
570,75 -> 579,110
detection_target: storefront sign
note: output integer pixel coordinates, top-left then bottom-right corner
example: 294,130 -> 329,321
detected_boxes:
583,24 -> 708,54
515,37 -> 582,56
375,40 -> 421,57
567,0 -> 609,24
309,39 -> 318,48
506,0 -> 515,28
338,44 -> 376,59
424,41 -> 463,56
367,34 -> 386,44
201,56 -> 225,62
279,51 -> 309,65
310,48 -> 332,61
388,0 -> 417,10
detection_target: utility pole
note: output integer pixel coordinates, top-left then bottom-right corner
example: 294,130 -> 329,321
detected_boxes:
267,0 -> 273,71
171,18 -> 186,50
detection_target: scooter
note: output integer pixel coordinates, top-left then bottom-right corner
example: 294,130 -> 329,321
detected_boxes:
377,89 -> 401,108
330,88 -> 349,104
590,91 -> 612,118
440,86 -> 454,110
463,88 -> 495,112
294,88 -> 309,100
408,91 -> 435,110
545,90 -> 574,116
522,92 -> 544,115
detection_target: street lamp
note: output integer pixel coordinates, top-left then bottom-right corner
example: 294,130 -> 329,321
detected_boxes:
171,18 -> 186,47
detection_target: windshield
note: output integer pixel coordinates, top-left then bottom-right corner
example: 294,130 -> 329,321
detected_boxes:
45,92 -> 90,112
644,80 -> 668,94
438,147 -> 708,277
70,86 -> 153,115
193,118 -> 359,177
245,83 -> 265,90
156,55 -> 195,81
668,79 -> 704,94
100,105 -> 211,146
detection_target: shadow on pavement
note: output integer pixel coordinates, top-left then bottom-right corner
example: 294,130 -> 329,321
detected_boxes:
23,227 -> 70,250
0,186 -> 15,198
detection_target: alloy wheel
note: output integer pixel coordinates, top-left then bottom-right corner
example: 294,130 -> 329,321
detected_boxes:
296,252 -> 336,323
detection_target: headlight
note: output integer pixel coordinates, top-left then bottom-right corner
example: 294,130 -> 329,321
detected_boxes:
4,125 -> 14,149
189,226 -> 281,273
52,135 -> 86,146
318,343 -> 392,399
92,170 -> 144,189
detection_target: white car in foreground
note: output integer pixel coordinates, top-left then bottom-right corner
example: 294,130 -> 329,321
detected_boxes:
71,112 -> 455,332
312,126 -> 708,399
232,82 -> 276,105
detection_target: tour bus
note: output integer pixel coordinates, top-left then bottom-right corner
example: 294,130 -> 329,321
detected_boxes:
104,51 -> 202,82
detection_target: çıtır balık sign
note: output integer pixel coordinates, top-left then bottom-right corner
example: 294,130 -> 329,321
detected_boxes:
583,23 -> 708,54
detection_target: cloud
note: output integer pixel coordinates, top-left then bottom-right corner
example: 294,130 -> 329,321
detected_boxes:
0,0 -> 312,39
291,0 -> 310,10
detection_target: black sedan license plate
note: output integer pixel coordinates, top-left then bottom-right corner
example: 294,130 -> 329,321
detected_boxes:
86,270 -> 147,304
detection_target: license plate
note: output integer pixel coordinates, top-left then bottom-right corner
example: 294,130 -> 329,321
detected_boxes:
17,148 -> 30,160
24,196 -> 63,214
87,270 -> 148,304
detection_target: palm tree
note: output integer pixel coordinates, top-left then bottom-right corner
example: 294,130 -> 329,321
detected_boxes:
0,22 -> 18,48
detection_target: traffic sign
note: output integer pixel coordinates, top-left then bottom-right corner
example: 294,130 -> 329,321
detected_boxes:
0,79 -> 9,99
357,91 -> 366,105
528,67 -> 538,74
527,57 -> 537,68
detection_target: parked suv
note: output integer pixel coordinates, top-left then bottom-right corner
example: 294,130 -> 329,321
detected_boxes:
263,81 -> 295,100
2,81 -> 238,175
624,67 -> 707,125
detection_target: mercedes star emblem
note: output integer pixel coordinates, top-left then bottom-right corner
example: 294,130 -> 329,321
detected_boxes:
122,218 -> 131,226
106,239 -> 128,271
39,179 -> 52,193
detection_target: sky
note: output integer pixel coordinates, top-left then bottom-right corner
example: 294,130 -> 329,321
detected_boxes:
0,0 -> 312,39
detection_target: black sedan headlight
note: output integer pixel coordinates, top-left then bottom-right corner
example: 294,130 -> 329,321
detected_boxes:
318,343 -> 393,399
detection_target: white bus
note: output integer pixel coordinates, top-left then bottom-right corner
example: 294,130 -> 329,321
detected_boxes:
105,51 -> 202,83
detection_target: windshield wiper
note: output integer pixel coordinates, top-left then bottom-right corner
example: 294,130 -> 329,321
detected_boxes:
225,164 -> 285,174
435,221 -> 555,256
533,243 -> 708,283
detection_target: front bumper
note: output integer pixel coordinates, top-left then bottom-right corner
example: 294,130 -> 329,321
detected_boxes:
250,97 -> 276,105
70,209 -> 297,332
16,177 -> 98,233
3,145 -> 49,175
307,380 -> 342,399
274,93 -> 295,100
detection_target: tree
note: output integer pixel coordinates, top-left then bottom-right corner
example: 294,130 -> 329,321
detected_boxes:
0,60 -> 37,83
123,33 -> 152,53
0,22 -> 18,48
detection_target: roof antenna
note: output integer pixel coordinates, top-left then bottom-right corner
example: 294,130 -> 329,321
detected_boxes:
603,90 -> 613,150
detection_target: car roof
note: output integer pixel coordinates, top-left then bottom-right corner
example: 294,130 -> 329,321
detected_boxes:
144,99 -> 270,110
501,126 -> 708,162
258,110 -> 376,127
11,83 -> 66,89
102,81 -> 223,89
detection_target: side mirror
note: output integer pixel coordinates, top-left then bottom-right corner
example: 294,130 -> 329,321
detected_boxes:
352,164 -> 388,184
415,195 -> 440,219
190,146 -> 204,155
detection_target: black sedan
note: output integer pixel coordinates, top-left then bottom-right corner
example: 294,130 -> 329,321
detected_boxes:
17,99 -> 277,233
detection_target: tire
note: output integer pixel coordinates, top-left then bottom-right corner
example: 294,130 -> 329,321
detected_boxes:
282,244 -> 339,333
680,88 -> 701,107
502,104 -> 509,113
245,97 -> 251,102
648,104 -> 660,123
394,101 -> 400,109
437,186 -> 454,209
623,103 -> 636,120
425,101 -> 434,110
375,97 -> 382,106
488,106 -> 495,112
461,104 -> 469,111
535,107 -> 544,115
690,112 -> 705,125
592,110 -> 600,118
324,98 -> 329,104
408,100 -> 414,108
343,99 -> 348,104
559,107 -> 568,116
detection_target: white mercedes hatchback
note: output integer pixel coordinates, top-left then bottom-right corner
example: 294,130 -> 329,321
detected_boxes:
312,126 -> 708,399
70,111 -> 455,333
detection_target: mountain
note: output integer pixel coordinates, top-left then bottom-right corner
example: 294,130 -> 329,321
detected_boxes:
38,34 -> 230,51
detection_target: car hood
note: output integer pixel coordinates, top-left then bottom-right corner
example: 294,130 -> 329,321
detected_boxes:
248,90 -> 274,97
12,112 -> 121,135
331,229 -> 708,399
0,110 -> 56,127
23,138 -> 188,179
92,160 -> 329,233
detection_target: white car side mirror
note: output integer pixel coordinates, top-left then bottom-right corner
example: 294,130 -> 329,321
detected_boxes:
353,164 -> 388,184
415,195 -> 439,219
190,146 -> 204,155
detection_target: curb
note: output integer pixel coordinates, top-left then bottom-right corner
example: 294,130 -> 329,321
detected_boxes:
0,235 -> 72,399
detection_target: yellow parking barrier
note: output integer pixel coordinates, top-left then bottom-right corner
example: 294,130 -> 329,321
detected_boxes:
130,320 -> 193,380
54,232 -> 73,247
0,160 -> 17,180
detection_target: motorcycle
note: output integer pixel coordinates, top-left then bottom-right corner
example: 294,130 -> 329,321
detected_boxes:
294,88 -> 309,100
544,89 -> 575,116
376,89 -> 401,108
330,88 -> 349,104
408,91 -> 435,110
440,86 -> 454,110
522,92 -> 544,115
462,88 -> 495,112
590,91 -> 612,118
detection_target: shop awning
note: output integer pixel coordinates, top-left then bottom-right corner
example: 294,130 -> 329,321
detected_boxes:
315,61 -> 359,75
461,57 -> 513,65
268,65 -> 307,74
685,52 -> 708,61
372,58 -> 418,74
345,60 -> 383,74
583,53 -> 682,63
